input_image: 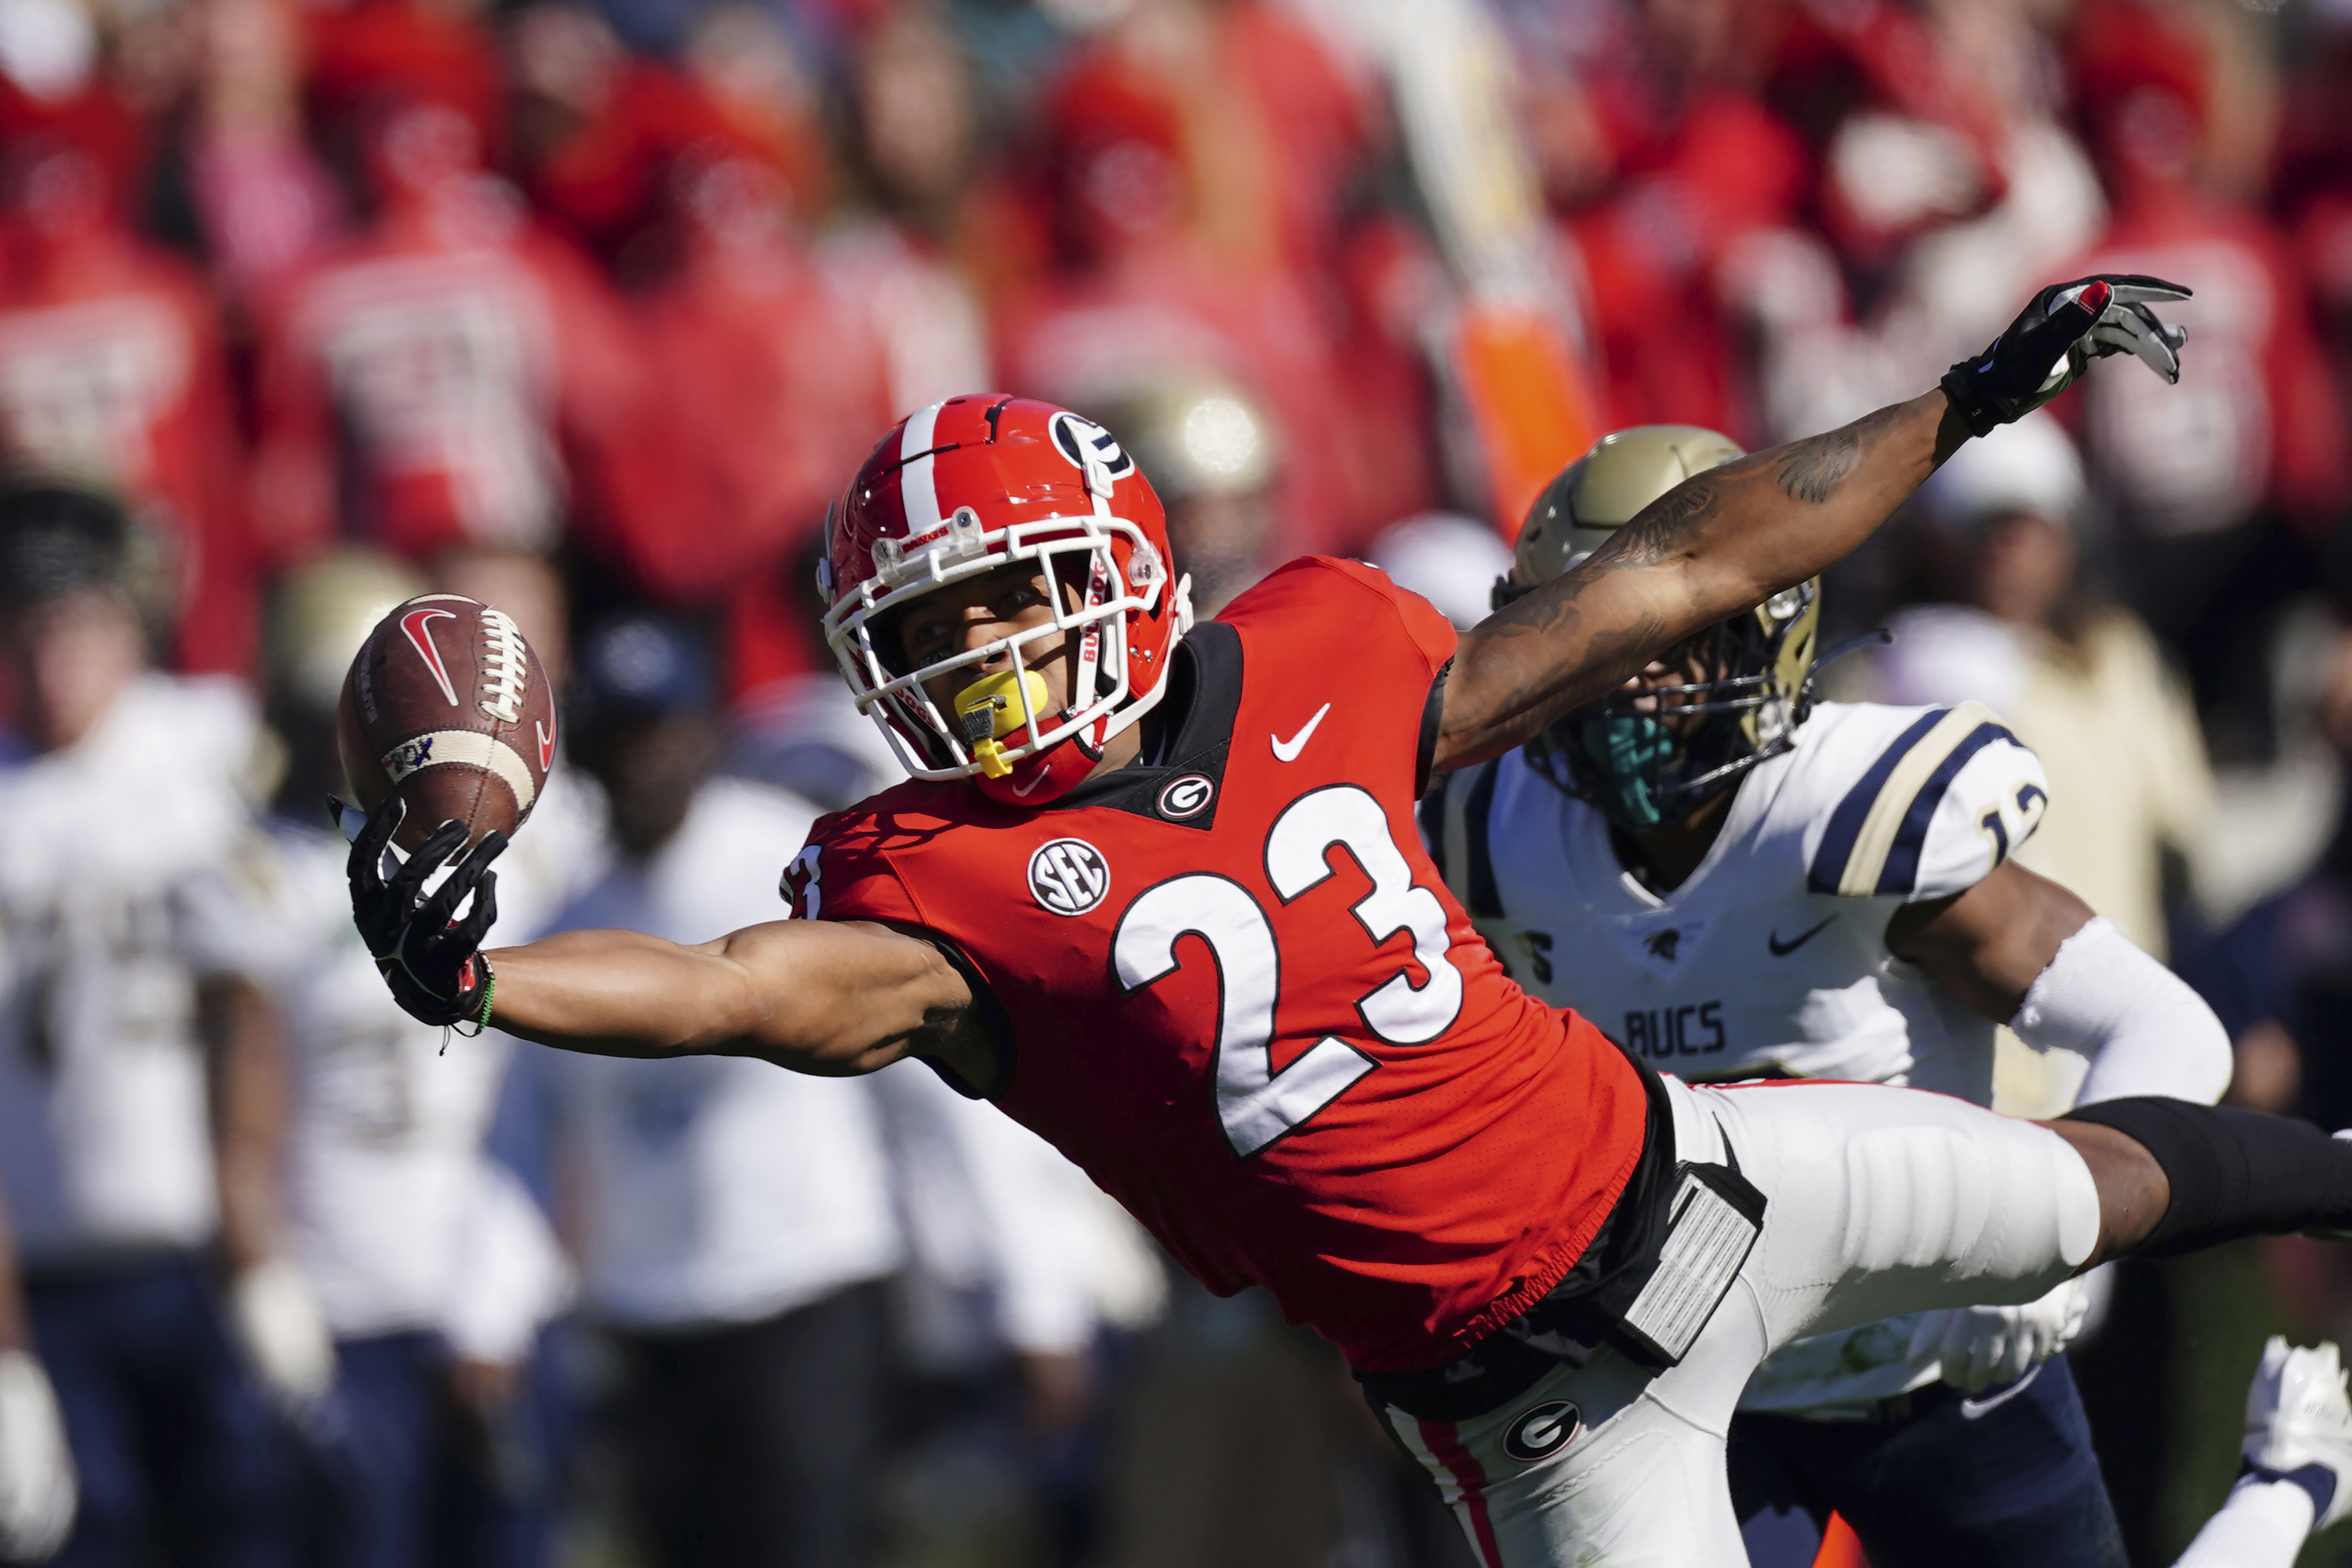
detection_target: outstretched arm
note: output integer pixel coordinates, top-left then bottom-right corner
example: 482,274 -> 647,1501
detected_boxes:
341,795 -> 989,1083
1435,390 -> 1967,771
1434,274 -> 2191,774
484,918 -> 986,1081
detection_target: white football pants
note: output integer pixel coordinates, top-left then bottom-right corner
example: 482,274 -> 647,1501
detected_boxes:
1383,1077 -> 2104,1567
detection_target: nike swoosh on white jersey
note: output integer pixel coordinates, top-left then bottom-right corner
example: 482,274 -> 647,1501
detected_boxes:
1959,1360 -> 2044,1420
1271,704 -> 1331,763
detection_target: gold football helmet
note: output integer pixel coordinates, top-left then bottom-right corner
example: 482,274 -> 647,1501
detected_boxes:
1501,425 -> 1822,831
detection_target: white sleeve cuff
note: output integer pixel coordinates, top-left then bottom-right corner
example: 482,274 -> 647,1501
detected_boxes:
2010,917 -> 2232,1107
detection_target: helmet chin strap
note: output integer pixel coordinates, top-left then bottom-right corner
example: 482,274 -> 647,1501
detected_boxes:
973,723 -> 1105,806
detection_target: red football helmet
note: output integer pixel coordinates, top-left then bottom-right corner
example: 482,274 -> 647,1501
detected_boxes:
823,394 -> 1193,805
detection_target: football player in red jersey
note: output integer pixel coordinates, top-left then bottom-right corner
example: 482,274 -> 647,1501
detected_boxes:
345,276 -> 2352,1563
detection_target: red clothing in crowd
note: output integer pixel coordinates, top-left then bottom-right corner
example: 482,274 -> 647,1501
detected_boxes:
251,182 -> 646,565
1557,84 -> 1809,441
1003,12 -> 1412,557
627,166 -> 897,691
2066,1 -> 2350,536
2072,189 -> 2348,538
0,84 -> 252,674
0,231 -> 251,673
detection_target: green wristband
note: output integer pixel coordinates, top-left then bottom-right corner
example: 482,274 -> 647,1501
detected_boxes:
447,956 -> 496,1041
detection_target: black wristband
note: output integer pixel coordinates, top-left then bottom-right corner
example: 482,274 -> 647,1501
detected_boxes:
1940,362 -> 2005,439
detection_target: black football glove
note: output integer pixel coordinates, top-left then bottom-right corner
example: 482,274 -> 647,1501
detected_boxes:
1942,274 -> 2192,437
339,793 -> 507,1030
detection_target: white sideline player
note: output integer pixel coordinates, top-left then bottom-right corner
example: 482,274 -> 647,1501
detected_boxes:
0,485 -> 303,1561
235,549 -> 590,1560
1425,425 -> 2347,1566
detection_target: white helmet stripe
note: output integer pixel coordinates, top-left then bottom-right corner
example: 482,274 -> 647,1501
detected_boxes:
898,400 -> 947,536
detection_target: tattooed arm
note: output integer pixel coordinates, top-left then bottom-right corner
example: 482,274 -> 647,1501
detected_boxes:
1432,389 -> 1971,773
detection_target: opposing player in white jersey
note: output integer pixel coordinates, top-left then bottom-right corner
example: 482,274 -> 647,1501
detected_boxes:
241,549 -> 589,1568
0,485 -> 300,1565
1425,425 -> 2264,1567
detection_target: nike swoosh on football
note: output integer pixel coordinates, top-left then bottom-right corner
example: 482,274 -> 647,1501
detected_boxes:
1767,916 -> 1837,957
1960,1361 -> 2044,1421
1271,703 -> 1331,763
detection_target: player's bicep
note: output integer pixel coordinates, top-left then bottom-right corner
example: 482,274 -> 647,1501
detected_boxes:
1888,862 -> 2094,1024
697,918 -> 979,1078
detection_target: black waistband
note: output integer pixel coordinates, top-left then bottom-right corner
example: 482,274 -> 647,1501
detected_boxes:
1360,1045 -> 1681,1422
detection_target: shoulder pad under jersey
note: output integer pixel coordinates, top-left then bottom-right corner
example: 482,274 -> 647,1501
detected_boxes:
1801,702 -> 2049,901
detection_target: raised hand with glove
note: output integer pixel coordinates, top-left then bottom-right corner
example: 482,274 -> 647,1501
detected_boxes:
1942,274 -> 2192,436
339,795 -> 507,1032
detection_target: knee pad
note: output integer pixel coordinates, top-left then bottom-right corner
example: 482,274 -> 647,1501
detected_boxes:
2062,1098 -> 2352,1257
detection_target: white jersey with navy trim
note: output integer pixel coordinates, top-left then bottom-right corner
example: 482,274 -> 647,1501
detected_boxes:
1429,700 -> 2050,1411
0,676 -> 272,1265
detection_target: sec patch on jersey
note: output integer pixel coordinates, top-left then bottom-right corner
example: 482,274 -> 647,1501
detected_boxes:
336,593 -> 556,851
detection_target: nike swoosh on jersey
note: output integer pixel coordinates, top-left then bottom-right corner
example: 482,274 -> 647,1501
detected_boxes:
1271,703 -> 1331,763
1959,1361 -> 2044,1421
1767,916 -> 1837,957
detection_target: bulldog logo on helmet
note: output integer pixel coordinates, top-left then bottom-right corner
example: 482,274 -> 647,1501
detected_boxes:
1048,412 -> 1135,483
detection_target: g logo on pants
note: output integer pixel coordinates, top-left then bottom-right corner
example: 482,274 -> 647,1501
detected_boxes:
1503,1399 -> 1582,1462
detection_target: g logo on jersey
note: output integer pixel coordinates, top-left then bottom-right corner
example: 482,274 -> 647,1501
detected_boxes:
1502,1400 -> 1581,1463
1048,412 -> 1135,481
1029,838 -> 1110,916
1157,775 -> 1214,820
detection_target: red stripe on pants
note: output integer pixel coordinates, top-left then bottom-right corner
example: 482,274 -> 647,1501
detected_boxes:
1418,1419 -> 1506,1568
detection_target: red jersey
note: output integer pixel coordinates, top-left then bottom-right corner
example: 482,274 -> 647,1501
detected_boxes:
251,194 -> 645,565
786,558 -> 1647,1373
0,227 -> 252,674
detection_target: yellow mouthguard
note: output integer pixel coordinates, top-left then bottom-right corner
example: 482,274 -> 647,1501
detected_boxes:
954,669 -> 1052,779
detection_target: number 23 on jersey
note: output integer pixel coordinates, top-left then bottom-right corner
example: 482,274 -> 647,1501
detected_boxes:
1114,784 -> 1463,1156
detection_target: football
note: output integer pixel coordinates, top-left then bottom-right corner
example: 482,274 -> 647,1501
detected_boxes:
336,593 -> 557,852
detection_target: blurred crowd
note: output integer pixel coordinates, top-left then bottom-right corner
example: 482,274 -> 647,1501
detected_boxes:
5,0 -> 2352,1564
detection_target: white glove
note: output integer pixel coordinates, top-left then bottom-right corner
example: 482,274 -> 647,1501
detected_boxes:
227,1258 -> 337,1409
0,1349 -> 76,1561
1908,1278 -> 2089,1393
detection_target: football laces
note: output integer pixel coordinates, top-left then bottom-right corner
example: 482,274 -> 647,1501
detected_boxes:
479,609 -> 528,727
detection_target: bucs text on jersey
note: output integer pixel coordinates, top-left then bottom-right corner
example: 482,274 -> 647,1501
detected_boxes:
784,559 -> 1650,1374
1427,699 -> 2051,1407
